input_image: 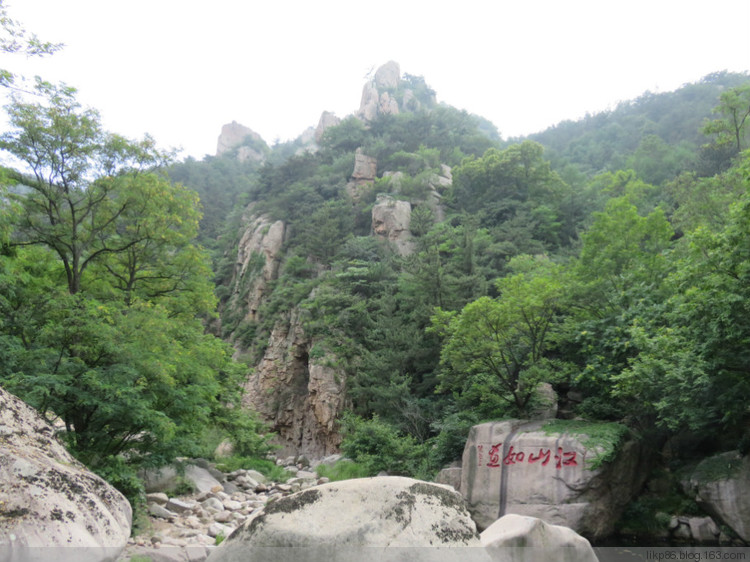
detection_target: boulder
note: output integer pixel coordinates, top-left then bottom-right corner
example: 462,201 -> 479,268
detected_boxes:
481,514 -> 598,562
435,465 -> 463,493
357,61 -> 404,123
142,463 -> 224,495
460,420 -> 644,539
207,476 -> 488,562
0,386 -> 131,561
684,451 -> 750,542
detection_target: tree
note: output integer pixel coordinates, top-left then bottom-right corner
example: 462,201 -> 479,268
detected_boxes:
1,80 -> 172,295
432,256 -> 568,417
0,0 -> 61,88
703,84 -> 750,153
0,81 -> 267,476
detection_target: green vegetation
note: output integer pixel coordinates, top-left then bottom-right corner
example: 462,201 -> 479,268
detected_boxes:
315,460 -> 371,481
0,76 -> 272,506
1,4 -> 749,538
690,452 -> 745,483
214,456 -> 290,482
541,420 -> 630,469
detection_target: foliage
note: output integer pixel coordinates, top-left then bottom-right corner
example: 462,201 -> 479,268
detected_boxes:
433,255 -> 570,417
0,83 -> 270,493
541,420 -> 630,469
213,456 -> 289,482
702,83 -> 750,153
0,0 -> 62,88
314,460 -> 371,481
528,71 -> 750,180
338,414 -> 429,477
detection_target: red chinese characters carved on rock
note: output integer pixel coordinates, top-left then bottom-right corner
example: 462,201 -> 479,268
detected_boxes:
484,444 -> 578,469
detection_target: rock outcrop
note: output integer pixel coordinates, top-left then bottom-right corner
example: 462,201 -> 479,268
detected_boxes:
357,61 -> 402,122
314,111 -> 341,143
216,121 -> 267,163
242,308 -> 346,458
357,61 -> 436,123
371,194 -> 414,256
0,386 -> 132,561
684,451 -> 750,542
230,209 -> 285,324
208,476 -> 486,562
461,420 -> 645,539
481,514 -> 599,562
346,148 -> 378,200
373,60 -> 401,89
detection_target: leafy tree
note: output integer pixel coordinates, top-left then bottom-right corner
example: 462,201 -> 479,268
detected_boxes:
0,0 -> 61,88
1,80 -> 171,295
703,84 -> 750,153
433,256 -> 568,417
0,82 -> 268,477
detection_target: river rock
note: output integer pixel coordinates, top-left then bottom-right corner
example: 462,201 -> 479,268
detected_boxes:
460,419 -> 644,539
481,514 -> 598,562
0,386 -> 131,561
684,450 -> 750,542
207,476 -> 487,562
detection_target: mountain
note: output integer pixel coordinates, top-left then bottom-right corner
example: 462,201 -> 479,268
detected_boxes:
170,63 -> 749,461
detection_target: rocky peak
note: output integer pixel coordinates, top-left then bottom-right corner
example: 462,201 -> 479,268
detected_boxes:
314,111 -> 341,143
216,121 -> 268,163
373,60 -> 401,89
357,61 -> 436,122
358,61 -> 403,121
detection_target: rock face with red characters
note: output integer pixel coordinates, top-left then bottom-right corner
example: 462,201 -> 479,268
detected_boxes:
460,419 -> 646,539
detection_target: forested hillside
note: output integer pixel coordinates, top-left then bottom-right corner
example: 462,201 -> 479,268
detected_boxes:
169,67 -> 750,482
2,46 -> 750,538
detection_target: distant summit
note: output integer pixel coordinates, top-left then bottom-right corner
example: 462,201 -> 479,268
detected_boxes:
216,121 -> 268,162
217,61 -> 440,161
357,60 -> 437,121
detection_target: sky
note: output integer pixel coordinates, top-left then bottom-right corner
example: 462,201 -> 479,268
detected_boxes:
1,0 -> 749,161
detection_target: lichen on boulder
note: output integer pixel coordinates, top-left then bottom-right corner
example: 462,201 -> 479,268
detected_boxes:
207,476 -> 487,561
0,386 -> 131,561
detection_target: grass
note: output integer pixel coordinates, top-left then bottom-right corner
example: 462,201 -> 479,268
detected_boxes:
541,419 -> 631,469
214,455 -> 290,481
315,460 -> 371,481
690,451 -> 744,483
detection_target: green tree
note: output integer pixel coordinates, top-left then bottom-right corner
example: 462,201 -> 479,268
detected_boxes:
703,84 -> 750,153
433,256 -> 568,417
0,0 -> 61,88
1,80 -> 171,295
0,82 -> 268,476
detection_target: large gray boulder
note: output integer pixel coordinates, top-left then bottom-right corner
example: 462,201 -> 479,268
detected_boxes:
481,514 -> 598,562
207,476 -> 489,562
461,420 -> 644,539
684,451 -> 750,542
0,386 -> 131,561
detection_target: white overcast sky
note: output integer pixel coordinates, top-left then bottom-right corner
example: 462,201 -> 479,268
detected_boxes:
2,0 -> 749,161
